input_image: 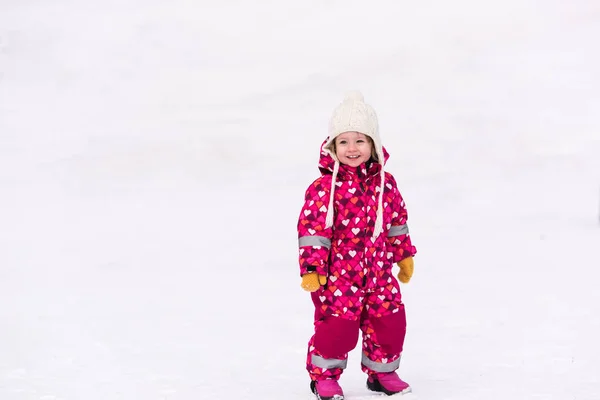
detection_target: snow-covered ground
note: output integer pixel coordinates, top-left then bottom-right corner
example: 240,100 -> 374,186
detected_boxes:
1,1 -> 599,399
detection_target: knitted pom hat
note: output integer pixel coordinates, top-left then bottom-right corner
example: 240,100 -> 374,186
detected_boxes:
321,91 -> 386,238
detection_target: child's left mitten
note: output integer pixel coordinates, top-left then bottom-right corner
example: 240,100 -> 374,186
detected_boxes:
397,256 -> 414,284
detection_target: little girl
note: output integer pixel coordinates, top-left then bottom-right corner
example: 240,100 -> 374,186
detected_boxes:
297,91 -> 417,400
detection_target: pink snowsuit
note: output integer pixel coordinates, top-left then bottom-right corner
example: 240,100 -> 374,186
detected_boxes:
298,140 -> 417,381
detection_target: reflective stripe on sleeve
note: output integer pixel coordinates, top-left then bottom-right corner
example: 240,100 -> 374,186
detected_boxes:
311,354 -> 348,370
387,224 -> 409,237
298,235 -> 331,249
361,353 -> 401,373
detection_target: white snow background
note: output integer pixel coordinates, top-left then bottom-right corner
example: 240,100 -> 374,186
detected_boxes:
1,1 -> 600,399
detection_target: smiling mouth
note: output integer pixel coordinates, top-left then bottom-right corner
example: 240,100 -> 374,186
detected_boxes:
348,155 -> 360,159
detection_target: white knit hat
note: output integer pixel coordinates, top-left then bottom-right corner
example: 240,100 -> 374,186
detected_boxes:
322,91 -> 386,238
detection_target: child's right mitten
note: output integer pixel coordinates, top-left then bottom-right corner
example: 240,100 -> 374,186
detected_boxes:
300,272 -> 327,292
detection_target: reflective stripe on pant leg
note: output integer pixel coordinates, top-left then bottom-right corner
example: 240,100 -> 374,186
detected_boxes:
361,353 -> 401,373
311,354 -> 348,370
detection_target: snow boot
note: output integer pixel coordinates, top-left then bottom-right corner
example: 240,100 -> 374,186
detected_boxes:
366,372 -> 411,395
310,379 -> 344,400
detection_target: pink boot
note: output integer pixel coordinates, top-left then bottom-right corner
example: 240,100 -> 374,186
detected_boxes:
367,372 -> 411,395
310,379 -> 344,400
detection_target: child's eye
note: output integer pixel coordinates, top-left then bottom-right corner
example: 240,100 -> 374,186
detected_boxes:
357,139 -> 365,143
338,140 -> 347,145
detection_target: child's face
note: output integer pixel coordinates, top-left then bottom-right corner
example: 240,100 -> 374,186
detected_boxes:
334,131 -> 373,167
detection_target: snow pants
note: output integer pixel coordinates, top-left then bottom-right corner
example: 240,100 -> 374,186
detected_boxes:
306,281 -> 407,381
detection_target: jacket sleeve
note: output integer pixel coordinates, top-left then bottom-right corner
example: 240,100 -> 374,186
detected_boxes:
386,174 -> 417,263
297,177 -> 334,277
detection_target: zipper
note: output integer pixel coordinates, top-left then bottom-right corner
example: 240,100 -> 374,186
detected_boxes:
356,166 -> 366,192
